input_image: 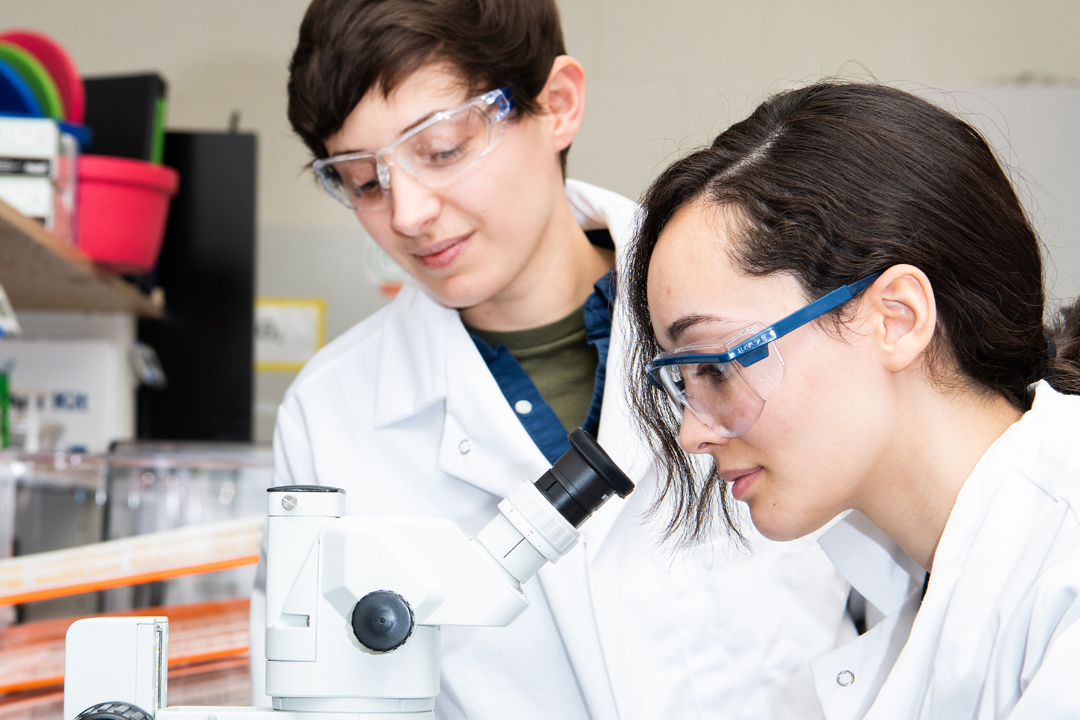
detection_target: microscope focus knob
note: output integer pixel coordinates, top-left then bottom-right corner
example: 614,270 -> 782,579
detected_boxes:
351,590 -> 414,652
74,703 -> 153,720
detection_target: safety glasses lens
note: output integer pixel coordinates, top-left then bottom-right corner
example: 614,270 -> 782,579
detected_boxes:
397,109 -> 494,187
655,362 -> 762,437
315,157 -> 387,210
649,328 -> 783,438
313,90 -> 510,211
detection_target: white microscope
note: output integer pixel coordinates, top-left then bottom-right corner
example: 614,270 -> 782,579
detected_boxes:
62,428 -> 634,720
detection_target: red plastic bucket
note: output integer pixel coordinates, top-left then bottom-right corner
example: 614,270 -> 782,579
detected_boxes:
76,154 -> 179,274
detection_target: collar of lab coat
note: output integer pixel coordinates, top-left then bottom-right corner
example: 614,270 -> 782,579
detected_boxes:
812,383 -> 1072,719
810,508 -> 927,719
932,381 -> 1063,572
371,179 -> 645,556
817,511 -> 924,619
816,382 -> 1067,619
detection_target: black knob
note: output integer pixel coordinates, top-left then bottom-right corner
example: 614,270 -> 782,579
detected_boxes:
74,703 -> 153,720
350,590 -> 414,652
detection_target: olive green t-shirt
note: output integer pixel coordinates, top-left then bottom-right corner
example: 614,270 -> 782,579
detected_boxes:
466,306 -> 598,433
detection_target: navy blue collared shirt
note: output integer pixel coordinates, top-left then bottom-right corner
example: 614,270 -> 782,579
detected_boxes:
469,270 -> 614,465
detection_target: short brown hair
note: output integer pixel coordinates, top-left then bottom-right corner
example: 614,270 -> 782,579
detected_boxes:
288,0 -> 568,169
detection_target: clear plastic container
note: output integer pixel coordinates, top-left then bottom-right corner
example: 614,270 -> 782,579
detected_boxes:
0,442 -> 272,622
0,457 -> 14,629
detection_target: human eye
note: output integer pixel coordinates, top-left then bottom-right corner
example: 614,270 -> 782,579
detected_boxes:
337,160 -> 381,199
426,142 -> 468,164
414,133 -> 472,167
409,113 -> 483,168
691,362 -> 729,388
346,179 -> 378,200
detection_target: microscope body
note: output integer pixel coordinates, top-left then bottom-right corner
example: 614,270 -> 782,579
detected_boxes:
63,429 -> 633,720
262,483 -> 563,715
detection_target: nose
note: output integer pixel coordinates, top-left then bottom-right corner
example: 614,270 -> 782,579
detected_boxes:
387,165 -> 440,237
677,407 -> 725,454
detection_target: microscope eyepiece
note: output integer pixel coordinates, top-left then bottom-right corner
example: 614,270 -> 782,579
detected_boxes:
533,428 -> 635,527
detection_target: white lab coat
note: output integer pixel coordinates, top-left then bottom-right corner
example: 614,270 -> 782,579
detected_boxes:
812,382 -> 1080,719
252,180 -> 852,720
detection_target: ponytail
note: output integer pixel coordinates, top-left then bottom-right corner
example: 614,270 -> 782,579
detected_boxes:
1045,301 -> 1080,394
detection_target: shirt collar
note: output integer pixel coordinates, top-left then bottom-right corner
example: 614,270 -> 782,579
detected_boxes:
816,383 -> 1069,620
817,510 -> 925,619
374,180 -> 636,428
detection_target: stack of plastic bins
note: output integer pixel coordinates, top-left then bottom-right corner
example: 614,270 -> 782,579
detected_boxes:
4,452 -> 106,621
99,442 -> 273,612
0,443 -> 273,719
1,443 -> 272,621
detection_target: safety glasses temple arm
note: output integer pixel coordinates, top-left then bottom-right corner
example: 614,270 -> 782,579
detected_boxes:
730,272 -> 882,366
645,272 -> 883,372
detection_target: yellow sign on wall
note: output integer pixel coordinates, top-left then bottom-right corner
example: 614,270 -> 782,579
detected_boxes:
255,298 -> 326,372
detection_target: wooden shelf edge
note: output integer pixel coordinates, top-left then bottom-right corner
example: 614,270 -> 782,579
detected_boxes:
0,197 -> 163,319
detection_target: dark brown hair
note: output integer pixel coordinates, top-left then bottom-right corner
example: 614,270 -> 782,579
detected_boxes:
288,0 -> 568,172
622,82 -> 1080,544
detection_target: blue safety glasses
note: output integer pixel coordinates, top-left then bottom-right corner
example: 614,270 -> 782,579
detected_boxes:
646,273 -> 881,437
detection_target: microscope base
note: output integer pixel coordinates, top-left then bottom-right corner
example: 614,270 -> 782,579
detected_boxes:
157,708 -> 433,720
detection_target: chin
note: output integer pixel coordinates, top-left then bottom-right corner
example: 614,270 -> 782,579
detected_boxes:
747,505 -> 817,543
433,266 -> 517,312
431,284 -> 491,310
412,271 -> 489,308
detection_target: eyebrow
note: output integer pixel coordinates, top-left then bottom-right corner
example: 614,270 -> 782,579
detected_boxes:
334,108 -> 443,156
402,109 -> 440,135
665,314 -> 723,344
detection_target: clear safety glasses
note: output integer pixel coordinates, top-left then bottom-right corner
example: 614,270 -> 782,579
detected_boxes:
312,87 -> 514,211
645,273 -> 881,438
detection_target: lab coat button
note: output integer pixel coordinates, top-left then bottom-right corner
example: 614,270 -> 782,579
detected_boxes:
514,400 -> 533,415
837,670 -> 855,687
458,439 -> 471,454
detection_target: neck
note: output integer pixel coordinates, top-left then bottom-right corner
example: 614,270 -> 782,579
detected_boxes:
856,380 -> 1023,572
459,190 -> 613,331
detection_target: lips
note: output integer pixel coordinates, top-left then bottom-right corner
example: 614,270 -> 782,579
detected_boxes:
412,232 -> 471,270
720,468 -> 761,501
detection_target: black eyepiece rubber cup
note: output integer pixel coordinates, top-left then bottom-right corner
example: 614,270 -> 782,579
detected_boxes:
351,590 -> 414,652
533,428 -> 635,527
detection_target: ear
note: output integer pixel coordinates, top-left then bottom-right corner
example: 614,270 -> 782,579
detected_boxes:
537,55 -> 586,152
863,264 -> 937,373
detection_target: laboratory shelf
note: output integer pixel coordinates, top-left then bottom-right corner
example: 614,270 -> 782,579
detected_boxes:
0,197 -> 162,318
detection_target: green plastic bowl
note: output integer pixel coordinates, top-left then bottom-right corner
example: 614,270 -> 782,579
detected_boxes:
0,40 -> 63,118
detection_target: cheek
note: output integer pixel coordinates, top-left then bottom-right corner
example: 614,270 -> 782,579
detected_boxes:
356,211 -> 400,255
773,331 -> 865,433
747,338 -> 871,529
453,130 -> 555,231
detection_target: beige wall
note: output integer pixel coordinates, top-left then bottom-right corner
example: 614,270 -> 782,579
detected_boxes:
5,0 -> 1080,439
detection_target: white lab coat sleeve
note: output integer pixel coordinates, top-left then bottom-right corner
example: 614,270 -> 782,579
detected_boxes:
270,395 -> 319,487
1003,562 -> 1080,718
249,399 -> 315,706
1008,631 -> 1080,718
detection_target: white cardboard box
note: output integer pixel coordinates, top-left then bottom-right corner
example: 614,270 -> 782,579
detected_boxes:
0,338 -> 131,453
0,175 -> 53,225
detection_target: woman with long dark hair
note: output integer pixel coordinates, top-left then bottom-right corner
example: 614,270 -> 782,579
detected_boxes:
623,82 -> 1080,717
